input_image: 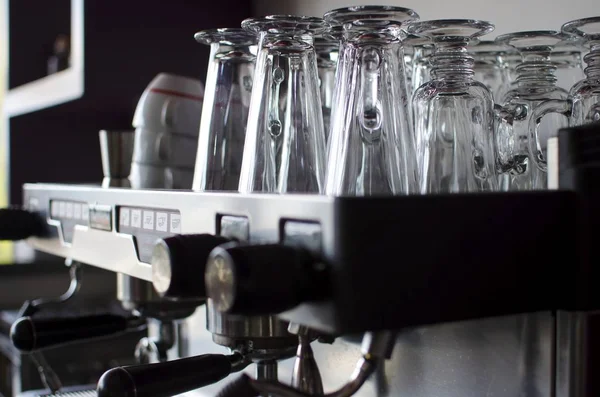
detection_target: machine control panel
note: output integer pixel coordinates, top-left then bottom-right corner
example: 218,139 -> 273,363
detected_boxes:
49,200 -> 90,243
282,220 -> 322,253
218,215 -> 249,241
118,206 -> 181,263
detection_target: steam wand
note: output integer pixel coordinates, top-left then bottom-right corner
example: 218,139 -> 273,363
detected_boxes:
216,331 -> 396,397
18,260 -> 83,393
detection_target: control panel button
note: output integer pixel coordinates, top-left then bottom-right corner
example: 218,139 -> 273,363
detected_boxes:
89,205 -> 112,231
120,208 -> 130,226
131,210 -> 142,228
170,214 -> 181,233
73,203 -> 82,220
51,201 -> 59,218
117,206 -> 182,264
59,202 -> 66,218
81,204 -> 89,221
156,212 -> 168,232
143,211 -> 155,230
66,202 -> 74,219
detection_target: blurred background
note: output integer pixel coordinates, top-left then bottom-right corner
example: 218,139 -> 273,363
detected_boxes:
255,0 -> 599,38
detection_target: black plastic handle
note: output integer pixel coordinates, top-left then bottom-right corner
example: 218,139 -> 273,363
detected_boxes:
0,208 -> 47,240
10,314 -> 142,352
97,354 -> 238,397
216,374 -> 259,397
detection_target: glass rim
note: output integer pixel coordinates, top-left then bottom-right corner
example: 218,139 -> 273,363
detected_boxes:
562,16 -> 600,41
406,19 -> 494,40
241,15 -> 327,35
323,5 -> 419,26
495,30 -> 573,50
468,40 -> 512,53
194,28 -> 257,45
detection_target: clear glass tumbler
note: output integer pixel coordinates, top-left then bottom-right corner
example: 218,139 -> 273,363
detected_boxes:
409,19 -> 498,194
565,17 -> 600,125
468,41 -> 512,102
497,42 -> 581,104
323,5 -> 420,196
192,28 -> 257,192
405,35 -> 434,97
238,16 -> 328,194
315,37 -> 340,142
497,49 -> 522,101
404,34 -> 433,95
552,43 -> 586,93
529,17 -> 600,172
494,31 -> 570,191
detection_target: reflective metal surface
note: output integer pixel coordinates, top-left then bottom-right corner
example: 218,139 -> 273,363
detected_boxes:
23,184 -> 334,282
117,274 -> 196,320
99,130 -> 134,189
20,183 -> 599,397
181,309 -> 563,397
117,273 -> 160,304
206,301 -> 297,352
555,311 -> 600,397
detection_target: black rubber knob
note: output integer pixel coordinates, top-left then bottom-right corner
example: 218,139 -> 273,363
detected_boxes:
0,208 -> 47,240
205,243 -> 330,315
97,354 -> 237,397
151,234 -> 231,300
10,314 -> 143,352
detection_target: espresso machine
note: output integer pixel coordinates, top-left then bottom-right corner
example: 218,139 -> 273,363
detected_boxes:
3,7 -> 600,397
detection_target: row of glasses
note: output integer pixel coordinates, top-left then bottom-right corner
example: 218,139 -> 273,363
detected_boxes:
494,19 -> 600,191
191,6 -> 600,198
406,35 -> 584,103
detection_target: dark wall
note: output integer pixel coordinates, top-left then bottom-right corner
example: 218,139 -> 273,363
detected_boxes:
9,0 -> 71,89
8,0 -> 253,204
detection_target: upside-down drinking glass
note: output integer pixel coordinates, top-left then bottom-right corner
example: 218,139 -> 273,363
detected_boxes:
528,17 -> 600,173
404,34 -> 433,95
468,40 -> 512,102
238,16 -> 328,194
552,42 -> 586,93
323,5 -> 420,196
409,19 -> 498,194
192,28 -> 257,192
495,31 -> 571,191
315,36 -> 340,142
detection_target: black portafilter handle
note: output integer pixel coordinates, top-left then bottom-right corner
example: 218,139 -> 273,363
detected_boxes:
97,353 -> 244,397
10,313 -> 145,353
0,207 -> 47,240
205,243 -> 330,316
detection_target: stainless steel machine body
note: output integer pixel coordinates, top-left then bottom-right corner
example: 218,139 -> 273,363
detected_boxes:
19,182 -> 600,397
